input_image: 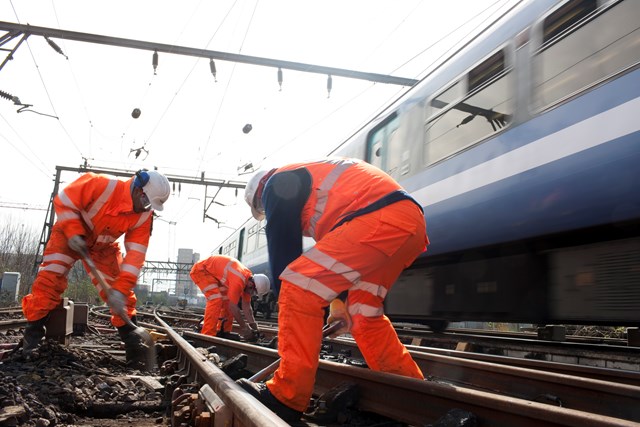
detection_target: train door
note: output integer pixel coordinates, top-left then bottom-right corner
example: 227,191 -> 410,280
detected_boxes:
236,228 -> 245,261
366,113 -> 399,175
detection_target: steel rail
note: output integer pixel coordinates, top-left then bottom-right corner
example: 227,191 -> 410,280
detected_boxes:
182,331 -> 639,426
154,312 -> 290,427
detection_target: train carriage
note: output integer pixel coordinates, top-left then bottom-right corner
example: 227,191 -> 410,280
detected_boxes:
218,0 -> 640,330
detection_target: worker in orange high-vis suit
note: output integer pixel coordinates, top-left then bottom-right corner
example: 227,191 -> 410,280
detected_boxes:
21,169 -> 171,368
190,255 -> 271,340
236,158 -> 429,422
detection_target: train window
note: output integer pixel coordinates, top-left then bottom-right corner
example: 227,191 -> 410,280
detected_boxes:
257,223 -> 267,248
247,224 -> 258,251
430,80 -> 463,111
424,48 -> 513,166
542,0 -> 597,45
533,0 -> 640,109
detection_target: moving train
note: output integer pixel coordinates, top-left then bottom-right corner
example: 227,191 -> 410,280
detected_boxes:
216,0 -> 640,330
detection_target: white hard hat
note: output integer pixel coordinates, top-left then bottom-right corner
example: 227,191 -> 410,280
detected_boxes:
142,170 -> 171,211
252,274 -> 271,297
244,170 -> 269,220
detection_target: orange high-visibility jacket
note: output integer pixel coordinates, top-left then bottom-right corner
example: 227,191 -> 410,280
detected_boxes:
54,172 -> 153,294
190,255 -> 253,305
276,158 -> 408,241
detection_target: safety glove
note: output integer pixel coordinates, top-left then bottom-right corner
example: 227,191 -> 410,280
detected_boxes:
68,235 -> 88,254
326,299 -> 352,338
241,325 -> 259,342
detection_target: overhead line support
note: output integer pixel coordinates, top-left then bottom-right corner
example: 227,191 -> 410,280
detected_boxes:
0,21 -> 418,86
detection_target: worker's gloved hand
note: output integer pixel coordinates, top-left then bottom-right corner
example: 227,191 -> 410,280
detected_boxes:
241,325 -> 258,342
68,235 -> 87,255
326,299 -> 352,338
108,290 -> 127,315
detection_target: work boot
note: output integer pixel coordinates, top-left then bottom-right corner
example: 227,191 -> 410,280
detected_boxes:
236,378 -> 302,422
23,314 -> 50,353
117,320 -> 150,370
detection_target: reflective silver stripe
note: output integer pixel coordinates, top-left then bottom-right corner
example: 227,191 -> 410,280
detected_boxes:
87,179 -> 117,219
43,253 -> 75,265
352,280 -> 387,299
280,267 -> 338,302
221,295 -> 229,301
303,247 -> 360,284
220,261 -> 232,285
56,211 -> 80,222
308,159 -> 356,238
39,263 -> 69,274
132,211 -> 152,229
81,211 -> 94,230
202,283 -> 219,293
348,302 -> 383,317
125,242 -> 147,254
226,264 -> 246,282
206,293 -> 222,301
121,264 -> 140,276
96,235 -> 117,243
58,189 -> 80,211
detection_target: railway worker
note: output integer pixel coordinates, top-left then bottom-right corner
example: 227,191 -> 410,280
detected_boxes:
238,157 -> 429,421
189,255 -> 271,340
21,169 -> 171,368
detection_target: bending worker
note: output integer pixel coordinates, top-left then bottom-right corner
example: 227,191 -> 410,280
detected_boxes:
22,169 -> 171,368
237,157 -> 429,422
190,255 -> 270,340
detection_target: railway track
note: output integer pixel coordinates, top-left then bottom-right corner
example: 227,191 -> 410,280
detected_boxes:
0,305 -> 638,426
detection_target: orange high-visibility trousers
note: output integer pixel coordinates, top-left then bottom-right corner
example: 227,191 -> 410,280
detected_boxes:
267,200 -> 427,411
22,226 -> 137,327
201,297 -> 224,335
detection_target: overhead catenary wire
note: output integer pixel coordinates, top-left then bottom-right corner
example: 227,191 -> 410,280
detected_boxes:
0,112 -> 54,179
7,0 -> 87,162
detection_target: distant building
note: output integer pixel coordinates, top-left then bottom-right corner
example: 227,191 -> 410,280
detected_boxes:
176,248 -> 199,299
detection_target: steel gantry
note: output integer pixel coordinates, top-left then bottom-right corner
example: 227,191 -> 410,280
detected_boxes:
0,21 -> 418,87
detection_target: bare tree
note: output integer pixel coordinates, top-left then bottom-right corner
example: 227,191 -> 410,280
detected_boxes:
0,215 -> 39,302
0,215 -> 102,309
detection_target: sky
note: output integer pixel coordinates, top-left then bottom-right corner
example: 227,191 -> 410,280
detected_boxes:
0,0 -> 521,262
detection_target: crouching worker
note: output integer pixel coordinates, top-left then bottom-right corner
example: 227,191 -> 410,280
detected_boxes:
238,158 -> 429,422
190,255 -> 270,340
21,169 -> 171,369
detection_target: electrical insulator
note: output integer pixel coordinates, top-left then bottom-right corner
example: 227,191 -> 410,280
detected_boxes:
277,68 -> 283,91
45,36 -> 68,59
0,89 -> 15,102
210,59 -> 217,82
327,75 -> 333,98
153,50 -> 159,75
